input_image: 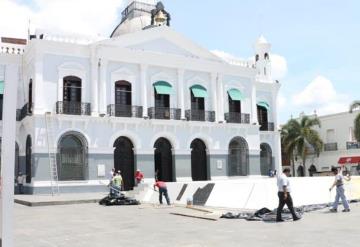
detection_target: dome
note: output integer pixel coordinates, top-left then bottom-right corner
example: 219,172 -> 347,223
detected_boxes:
111,15 -> 152,37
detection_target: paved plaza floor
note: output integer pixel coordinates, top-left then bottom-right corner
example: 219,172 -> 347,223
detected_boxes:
14,201 -> 360,247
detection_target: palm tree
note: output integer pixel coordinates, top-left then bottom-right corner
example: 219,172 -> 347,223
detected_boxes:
349,101 -> 360,141
281,115 -> 323,176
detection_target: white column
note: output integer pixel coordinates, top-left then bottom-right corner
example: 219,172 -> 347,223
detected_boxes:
57,77 -> 62,102
272,85 -> 280,129
90,49 -> 99,116
211,73 -> 218,122
99,59 -> 108,115
251,83 -> 258,124
1,64 -> 19,247
140,64 -> 148,118
217,74 -> 225,123
177,69 -> 185,120
33,58 -> 45,114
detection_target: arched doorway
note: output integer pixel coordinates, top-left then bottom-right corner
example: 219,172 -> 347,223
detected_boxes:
0,139 -> 19,177
114,137 -> 134,191
154,138 -> 174,182
228,137 -> 249,176
191,139 -> 208,181
260,143 -> 272,175
297,165 -> 305,177
58,133 -> 87,181
25,135 -> 32,183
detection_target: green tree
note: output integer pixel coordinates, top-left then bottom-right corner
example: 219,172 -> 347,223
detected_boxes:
281,115 -> 323,176
350,101 -> 360,141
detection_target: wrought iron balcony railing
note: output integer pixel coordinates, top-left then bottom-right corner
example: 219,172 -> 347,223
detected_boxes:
16,103 -> 33,121
260,122 -> 275,131
107,104 -> 143,118
56,101 -> 91,116
148,107 -> 181,120
346,141 -> 360,150
225,112 -> 250,124
324,143 -> 338,151
185,110 -> 215,122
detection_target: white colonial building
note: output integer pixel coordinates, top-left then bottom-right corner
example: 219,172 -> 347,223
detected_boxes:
293,110 -> 360,176
0,0 -> 281,194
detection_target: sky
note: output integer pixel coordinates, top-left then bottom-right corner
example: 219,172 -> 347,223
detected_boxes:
1,0 -> 359,124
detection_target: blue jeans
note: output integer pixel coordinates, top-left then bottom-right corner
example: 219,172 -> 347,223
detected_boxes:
333,185 -> 349,210
159,187 -> 170,205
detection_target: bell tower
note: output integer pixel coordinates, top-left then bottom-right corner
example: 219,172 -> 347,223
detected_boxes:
255,35 -> 272,82
151,2 -> 171,27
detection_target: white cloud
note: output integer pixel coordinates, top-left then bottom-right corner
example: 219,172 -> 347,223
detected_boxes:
292,76 -> 349,115
0,0 -> 125,38
271,54 -> 287,80
278,93 -> 287,109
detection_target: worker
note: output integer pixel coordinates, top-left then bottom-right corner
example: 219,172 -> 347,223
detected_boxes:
329,167 -> 351,212
153,179 -> 170,205
276,168 -> 300,222
135,169 -> 144,185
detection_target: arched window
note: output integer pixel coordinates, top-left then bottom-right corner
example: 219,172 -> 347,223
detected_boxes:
260,143 -> 272,175
191,139 -> 208,181
152,81 -> 172,119
115,80 -> 132,117
264,53 -> 269,60
28,79 -> 33,113
226,89 -> 243,123
58,133 -> 87,181
189,85 -> 207,121
257,102 -> 269,131
154,138 -> 174,182
255,54 -> 259,62
62,76 -> 82,115
26,135 -> 32,183
228,137 -> 249,176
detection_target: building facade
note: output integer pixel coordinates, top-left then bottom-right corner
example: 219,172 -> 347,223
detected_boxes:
293,111 -> 360,176
0,1 -> 281,194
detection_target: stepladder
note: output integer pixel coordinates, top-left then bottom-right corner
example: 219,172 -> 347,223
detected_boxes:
45,112 -> 60,195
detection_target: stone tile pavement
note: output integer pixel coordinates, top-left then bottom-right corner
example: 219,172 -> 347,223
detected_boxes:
14,201 -> 360,247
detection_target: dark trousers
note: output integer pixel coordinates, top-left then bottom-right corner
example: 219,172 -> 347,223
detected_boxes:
159,187 -> 170,205
276,192 -> 298,220
18,184 -> 24,194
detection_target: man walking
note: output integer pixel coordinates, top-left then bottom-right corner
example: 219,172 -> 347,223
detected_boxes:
153,179 -> 170,205
276,168 -> 300,222
329,167 -> 351,212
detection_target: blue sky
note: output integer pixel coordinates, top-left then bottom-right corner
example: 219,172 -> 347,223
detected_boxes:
1,0 -> 360,123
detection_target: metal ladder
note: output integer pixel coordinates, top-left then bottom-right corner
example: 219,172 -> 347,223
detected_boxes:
45,112 -> 60,195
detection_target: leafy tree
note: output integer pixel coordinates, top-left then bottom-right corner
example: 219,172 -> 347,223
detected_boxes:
350,101 -> 360,141
281,115 -> 323,176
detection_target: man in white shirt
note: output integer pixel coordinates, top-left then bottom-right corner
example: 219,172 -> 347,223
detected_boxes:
329,167 -> 350,212
276,168 -> 300,222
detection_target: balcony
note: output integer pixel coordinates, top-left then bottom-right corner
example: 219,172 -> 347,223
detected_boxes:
185,110 -> 215,122
324,143 -> 338,151
346,141 -> 360,150
260,122 -> 275,131
56,101 -> 91,116
148,107 -> 181,120
16,103 -> 33,121
225,112 -> 250,124
107,104 -> 143,118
